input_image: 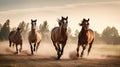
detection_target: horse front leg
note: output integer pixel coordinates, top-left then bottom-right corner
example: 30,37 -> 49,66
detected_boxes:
19,43 -> 22,52
53,42 -> 58,51
34,43 -> 36,51
81,44 -> 86,58
16,44 -> 18,54
61,43 -> 66,55
57,43 -> 61,60
30,42 -> 33,55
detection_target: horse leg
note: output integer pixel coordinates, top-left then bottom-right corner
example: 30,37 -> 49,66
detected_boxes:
36,41 -> 41,52
81,45 -> 86,58
53,41 -> 58,51
88,39 -> 94,56
30,42 -> 33,55
19,44 -> 22,52
12,43 -> 14,48
9,40 -> 12,47
57,43 -> 61,60
61,43 -> 66,55
76,44 -> 80,57
34,43 -> 36,51
16,44 -> 18,54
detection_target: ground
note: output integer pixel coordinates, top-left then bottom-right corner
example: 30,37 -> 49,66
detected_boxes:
0,41 -> 120,67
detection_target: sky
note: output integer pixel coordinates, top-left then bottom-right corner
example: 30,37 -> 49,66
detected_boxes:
0,0 -> 120,35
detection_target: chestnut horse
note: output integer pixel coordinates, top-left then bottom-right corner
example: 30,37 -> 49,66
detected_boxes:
9,27 -> 23,54
28,19 -> 42,55
76,18 -> 94,58
51,16 -> 68,60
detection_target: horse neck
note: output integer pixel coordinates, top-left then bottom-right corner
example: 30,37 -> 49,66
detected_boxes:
31,29 -> 36,35
81,27 -> 88,34
15,31 -> 22,39
59,26 -> 66,35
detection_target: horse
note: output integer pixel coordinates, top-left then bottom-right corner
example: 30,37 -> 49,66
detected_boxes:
28,19 -> 42,55
76,18 -> 94,58
51,16 -> 68,60
8,27 -> 23,54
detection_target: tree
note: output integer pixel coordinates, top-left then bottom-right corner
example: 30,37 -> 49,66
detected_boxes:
67,27 -> 72,36
18,21 -> 29,39
74,29 -> 79,37
94,31 -> 102,44
0,23 -> 2,31
39,21 -> 50,40
101,26 -> 119,44
0,19 -> 10,40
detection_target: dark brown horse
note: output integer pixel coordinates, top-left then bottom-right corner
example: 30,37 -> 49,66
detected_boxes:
28,19 -> 42,55
9,27 -> 23,54
51,16 -> 68,60
76,18 -> 94,58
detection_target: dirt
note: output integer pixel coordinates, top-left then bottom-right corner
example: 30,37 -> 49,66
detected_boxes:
0,41 -> 120,67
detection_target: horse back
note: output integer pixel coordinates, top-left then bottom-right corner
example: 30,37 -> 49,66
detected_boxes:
87,29 -> 94,43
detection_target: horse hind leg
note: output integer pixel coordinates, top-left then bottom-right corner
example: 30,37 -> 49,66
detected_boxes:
36,40 -> 41,52
9,40 -> 12,47
88,39 -> 94,56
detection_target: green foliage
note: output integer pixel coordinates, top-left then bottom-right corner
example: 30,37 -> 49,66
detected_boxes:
18,21 -> 29,39
101,26 -> 120,44
0,19 -> 10,40
0,23 -> 2,31
39,21 -> 50,41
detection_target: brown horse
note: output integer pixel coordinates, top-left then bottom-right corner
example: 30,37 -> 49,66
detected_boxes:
76,18 -> 94,58
51,16 -> 68,60
28,19 -> 42,55
9,27 -> 23,54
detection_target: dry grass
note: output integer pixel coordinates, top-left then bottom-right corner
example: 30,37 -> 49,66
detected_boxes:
0,41 -> 120,67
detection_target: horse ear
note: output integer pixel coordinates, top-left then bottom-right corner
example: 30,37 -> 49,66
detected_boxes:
83,18 -> 86,21
88,18 -> 89,21
66,16 -> 68,19
62,16 -> 64,19
31,19 -> 33,22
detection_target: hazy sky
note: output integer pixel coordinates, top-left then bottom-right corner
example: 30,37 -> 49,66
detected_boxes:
0,0 -> 120,35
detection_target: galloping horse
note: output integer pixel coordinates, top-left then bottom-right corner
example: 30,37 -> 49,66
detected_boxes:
28,19 -> 42,55
9,27 -> 23,54
51,16 -> 68,60
76,18 -> 94,58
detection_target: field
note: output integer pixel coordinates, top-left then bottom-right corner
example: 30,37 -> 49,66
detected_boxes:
0,41 -> 120,67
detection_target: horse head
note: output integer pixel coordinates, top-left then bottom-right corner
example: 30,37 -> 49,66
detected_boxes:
31,19 -> 37,30
58,16 -> 68,33
80,18 -> 89,30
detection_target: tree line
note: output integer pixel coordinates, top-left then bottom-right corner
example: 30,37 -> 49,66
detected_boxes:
0,19 -> 120,45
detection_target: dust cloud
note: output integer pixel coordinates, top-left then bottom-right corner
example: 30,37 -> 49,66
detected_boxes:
0,41 -> 120,60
